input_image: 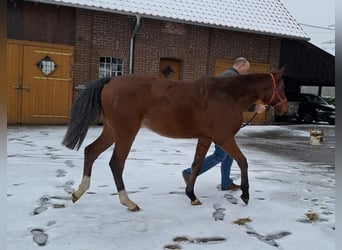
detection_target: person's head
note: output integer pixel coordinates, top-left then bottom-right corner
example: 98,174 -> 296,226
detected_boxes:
233,57 -> 250,75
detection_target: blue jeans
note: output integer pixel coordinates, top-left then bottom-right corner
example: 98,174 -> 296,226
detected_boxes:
183,144 -> 234,189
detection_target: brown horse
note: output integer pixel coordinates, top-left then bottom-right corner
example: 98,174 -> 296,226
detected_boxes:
62,71 -> 288,211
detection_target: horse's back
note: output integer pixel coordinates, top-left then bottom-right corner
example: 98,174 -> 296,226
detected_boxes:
101,75 -> 181,110
102,75 -> 202,107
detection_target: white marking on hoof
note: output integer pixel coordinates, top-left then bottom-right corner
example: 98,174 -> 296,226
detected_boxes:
118,190 -> 140,211
72,176 -> 90,203
191,199 -> 202,206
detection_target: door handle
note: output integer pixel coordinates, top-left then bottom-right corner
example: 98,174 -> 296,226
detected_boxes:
12,85 -> 30,91
21,86 -> 30,91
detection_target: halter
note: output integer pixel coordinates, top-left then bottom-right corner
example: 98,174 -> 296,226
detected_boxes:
241,73 -> 287,128
267,73 -> 287,108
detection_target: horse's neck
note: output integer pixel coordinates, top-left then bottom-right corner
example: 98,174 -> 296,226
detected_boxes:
230,76 -> 269,112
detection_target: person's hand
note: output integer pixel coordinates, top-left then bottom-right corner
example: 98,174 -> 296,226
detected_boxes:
255,104 -> 266,114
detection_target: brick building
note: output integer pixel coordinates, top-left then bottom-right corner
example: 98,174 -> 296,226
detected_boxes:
7,0 -> 308,124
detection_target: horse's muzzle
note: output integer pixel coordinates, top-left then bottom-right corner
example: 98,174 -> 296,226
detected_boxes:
274,101 -> 288,116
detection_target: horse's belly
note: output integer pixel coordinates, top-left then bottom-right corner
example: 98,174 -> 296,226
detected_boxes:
141,117 -> 203,139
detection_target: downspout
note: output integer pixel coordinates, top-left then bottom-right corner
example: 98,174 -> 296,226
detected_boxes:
129,15 -> 141,74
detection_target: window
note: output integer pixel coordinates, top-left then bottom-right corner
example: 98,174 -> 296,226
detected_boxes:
36,55 -> 57,76
99,57 -> 123,78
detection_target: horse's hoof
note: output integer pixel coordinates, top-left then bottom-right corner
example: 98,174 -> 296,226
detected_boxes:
240,195 -> 249,205
128,205 -> 140,212
71,193 -> 79,203
191,199 -> 202,206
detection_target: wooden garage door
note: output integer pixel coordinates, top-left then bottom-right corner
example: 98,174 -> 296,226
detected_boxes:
214,59 -> 270,124
215,59 -> 270,75
7,40 -> 74,124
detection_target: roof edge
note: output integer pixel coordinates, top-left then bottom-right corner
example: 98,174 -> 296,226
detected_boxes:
25,0 -> 310,41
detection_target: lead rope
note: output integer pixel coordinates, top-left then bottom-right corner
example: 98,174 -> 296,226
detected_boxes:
240,112 -> 258,128
241,105 -> 273,128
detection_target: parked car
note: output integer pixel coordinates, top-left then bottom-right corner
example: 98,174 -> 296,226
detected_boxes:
297,93 -> 335,125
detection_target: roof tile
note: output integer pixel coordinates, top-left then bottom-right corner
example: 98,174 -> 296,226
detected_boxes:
27,0 -> 309,40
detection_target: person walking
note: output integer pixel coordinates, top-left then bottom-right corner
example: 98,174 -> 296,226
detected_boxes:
182,57 -> 266,191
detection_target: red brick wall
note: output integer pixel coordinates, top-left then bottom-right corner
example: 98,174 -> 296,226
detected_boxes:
74,9 -> 133,84
207,29 -> 280,75
134,18 -> 210,80
74,10 -> 281,90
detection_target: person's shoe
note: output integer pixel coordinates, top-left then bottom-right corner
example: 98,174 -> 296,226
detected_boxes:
182,170 -> 189,186
222,183 -> 240,191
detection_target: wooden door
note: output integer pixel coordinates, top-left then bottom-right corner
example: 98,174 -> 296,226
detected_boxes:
7,43 -> 23,123
214,59 -> 270,124
7,40 -> 74,124
159,58 -> 181,80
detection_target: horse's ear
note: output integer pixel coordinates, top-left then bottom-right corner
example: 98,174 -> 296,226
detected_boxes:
278,67 -> 285,77
271,67 -> 285,80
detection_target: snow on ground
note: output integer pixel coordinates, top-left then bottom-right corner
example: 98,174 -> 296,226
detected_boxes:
6,125 -> 335,250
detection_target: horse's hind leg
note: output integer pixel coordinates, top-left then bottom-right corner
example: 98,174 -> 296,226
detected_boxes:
72,123 -> 114,203
109,126 -> 140,212
186,138 -> 212,205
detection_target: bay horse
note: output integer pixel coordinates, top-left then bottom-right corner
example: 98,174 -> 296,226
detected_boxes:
62,70 -> 288,211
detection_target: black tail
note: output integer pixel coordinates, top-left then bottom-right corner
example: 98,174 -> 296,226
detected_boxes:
62,77 -> 111,150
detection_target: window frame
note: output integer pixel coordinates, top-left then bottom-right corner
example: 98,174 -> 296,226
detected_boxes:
99,57 -> 123,78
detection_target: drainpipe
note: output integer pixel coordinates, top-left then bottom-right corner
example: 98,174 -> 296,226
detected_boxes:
129,15 -> 141,74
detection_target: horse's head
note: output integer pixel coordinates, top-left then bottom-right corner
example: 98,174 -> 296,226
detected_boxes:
264,69 -> 288,115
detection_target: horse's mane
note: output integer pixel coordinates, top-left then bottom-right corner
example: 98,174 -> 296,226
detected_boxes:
195,73 -> 274,103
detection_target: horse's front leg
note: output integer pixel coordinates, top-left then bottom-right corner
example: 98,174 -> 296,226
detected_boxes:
219,138 -> 249,205
186,138 -> 212,205
238,158 -> 249,205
